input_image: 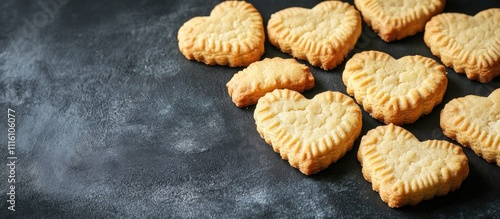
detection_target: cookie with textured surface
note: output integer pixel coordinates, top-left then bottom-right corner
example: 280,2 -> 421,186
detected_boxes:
354,0 -> 445,42
424,8 -> 500,83
254,89 -> 362,175
177,1 -> 265,67
358,124 -> 469,208
440,88 -> 500,166
226,57 -> 314,108
267,1 -> 361,70
343,50 -> 447,125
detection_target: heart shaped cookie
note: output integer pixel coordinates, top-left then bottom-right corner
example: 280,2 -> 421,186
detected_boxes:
267,1 -> 361,70
254,89 -> 362,175
424,8 -> 500,83
440,88 -> 500,166
354,0 -> 445,42
177,1 -> 265,67
343,50 -> 447,125
358,124 -> 469,208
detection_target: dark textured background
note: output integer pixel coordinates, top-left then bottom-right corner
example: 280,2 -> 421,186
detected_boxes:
1,0 -> 499,218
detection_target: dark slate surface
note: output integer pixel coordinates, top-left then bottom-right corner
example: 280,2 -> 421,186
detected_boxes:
1,0 -> 500,218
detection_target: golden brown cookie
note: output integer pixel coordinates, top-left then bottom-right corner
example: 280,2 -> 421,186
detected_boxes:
254,89 -> 362,175
177,1 -> 265,67
354,0 -> 445,42
424,8 -> 500,83
440,88 -> 500,166
358,124 -> 469,208
267,1 -> 362,70
226,57 -> 315,108
342,50 -> 447,125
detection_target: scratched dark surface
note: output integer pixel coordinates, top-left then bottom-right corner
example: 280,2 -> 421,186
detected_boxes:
1,0 -> 499,218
